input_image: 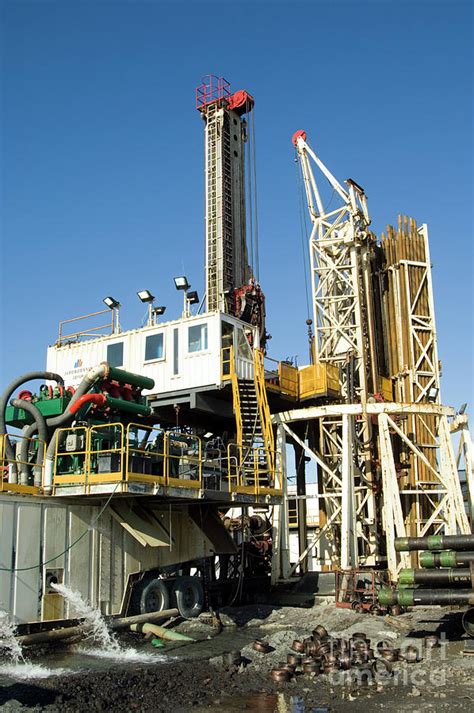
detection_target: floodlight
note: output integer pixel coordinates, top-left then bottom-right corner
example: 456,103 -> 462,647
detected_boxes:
137,289 -> 155,303
427,386 -> 439,403
203,432 -> 213,439
187,290 -> 199,305
153,306 -> 166,316
174,276 -> 190,291
103,296 -> 121,309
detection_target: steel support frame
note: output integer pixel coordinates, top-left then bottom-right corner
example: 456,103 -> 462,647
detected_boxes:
273,403 -> 470,580
271,425 -> 290,583
453,416 -> 474,523
295,136 -> 379,562
295,137 -> 373,401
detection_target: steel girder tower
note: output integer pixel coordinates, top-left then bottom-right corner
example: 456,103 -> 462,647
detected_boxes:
293,130 -> 380,567
196,76 -> 254,314
293,130 -> 377,401
285,131 -> 471,579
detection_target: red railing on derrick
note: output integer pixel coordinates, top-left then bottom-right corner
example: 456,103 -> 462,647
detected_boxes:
196,75 -> 231,110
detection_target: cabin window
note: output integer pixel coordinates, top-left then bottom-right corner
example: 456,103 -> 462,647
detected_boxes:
107,342 -> 123,367
144,333 -> 164,361
221,321 -> 234,376
188,324 -> 208,353
236,328 -> 252,360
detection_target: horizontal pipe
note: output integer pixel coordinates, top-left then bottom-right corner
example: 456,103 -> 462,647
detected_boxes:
378,587 -> 474,607
69,393 -> 107,416
68,392 -> 152,417
104,395 -> 152,416
17,607 -> 178,646
106,365 -> 155,391
130,622 -> 193,641
398,568 -> 473,587
420,551 -> 474,569
395,535 -> 474,553
16,625 -> 85,647
107,607 -> 179,630
378,588 -> 400,606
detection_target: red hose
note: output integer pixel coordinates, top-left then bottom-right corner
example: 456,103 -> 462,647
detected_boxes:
68,393 -> 106,416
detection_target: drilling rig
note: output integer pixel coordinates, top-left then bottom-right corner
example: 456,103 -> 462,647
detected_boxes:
0,76 -> 290,623
0,78 -> 471,627
196,76 -> 266,342
272,130 -> 471,583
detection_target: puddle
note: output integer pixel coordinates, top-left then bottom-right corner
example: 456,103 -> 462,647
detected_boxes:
194,693 -> 329,713
0,621 -> 251,683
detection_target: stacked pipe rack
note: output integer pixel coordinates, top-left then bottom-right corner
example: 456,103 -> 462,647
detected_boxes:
379,535 -> 474,627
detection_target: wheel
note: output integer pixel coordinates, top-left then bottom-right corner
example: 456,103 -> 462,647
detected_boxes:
139,577 -> 170,614
172,575 -> 204,618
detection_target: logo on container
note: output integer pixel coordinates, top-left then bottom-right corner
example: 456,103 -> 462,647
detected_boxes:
74,358 -> 83,368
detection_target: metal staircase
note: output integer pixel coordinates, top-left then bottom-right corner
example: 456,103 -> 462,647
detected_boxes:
238,379 -> 266,479
229,349 -> 275,488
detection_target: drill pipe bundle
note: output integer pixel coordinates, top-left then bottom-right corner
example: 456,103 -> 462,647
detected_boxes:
380,215 -> 437,509
420,550 -> 474,568
379,587 -> 474,607
398,567 -> 474,587
395,535 -> 474,552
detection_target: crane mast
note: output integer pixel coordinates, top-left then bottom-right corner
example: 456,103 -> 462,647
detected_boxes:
293,130 -> 379,401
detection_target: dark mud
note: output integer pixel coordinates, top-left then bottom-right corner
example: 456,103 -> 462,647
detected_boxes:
1,604 -> 473,712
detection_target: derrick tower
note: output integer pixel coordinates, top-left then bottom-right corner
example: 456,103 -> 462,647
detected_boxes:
196,75 -> 265,339
281,130 -> 471,578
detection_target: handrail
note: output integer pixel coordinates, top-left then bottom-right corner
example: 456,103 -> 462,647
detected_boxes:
50,422 -> 281,497
125,422 -> 166,485
167,431 -> 202,489
228,346 -> 243,449
254,350 -> 275,473
89,423 -> 124,485
57,308 -> 115,345
0,433 -> 45,494
54,425 -> 89,490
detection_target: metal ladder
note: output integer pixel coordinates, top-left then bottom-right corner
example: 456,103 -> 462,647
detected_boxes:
206,104 -> 219,312
205,105 -> 234,312
232,352 -> 274,487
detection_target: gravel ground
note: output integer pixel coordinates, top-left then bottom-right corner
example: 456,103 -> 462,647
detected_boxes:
0,603 -> 473,712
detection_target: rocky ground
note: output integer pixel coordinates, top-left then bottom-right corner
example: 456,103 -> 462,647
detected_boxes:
0,602 -> 473,712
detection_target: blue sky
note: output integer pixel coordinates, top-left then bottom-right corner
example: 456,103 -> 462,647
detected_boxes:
1,0 -> 472,409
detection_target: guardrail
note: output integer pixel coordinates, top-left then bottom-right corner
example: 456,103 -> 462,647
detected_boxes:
0,433 -> 46,495
57,308 -> 115,345
227,443 -> 282,496
50,424 -> 282,496
0,426 -> 283,498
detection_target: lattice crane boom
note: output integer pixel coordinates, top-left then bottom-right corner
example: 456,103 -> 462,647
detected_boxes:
293,130 -> 377,403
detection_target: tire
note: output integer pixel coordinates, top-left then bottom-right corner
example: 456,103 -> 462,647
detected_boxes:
172,575 -> 204,618
139,577 -> 170,614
